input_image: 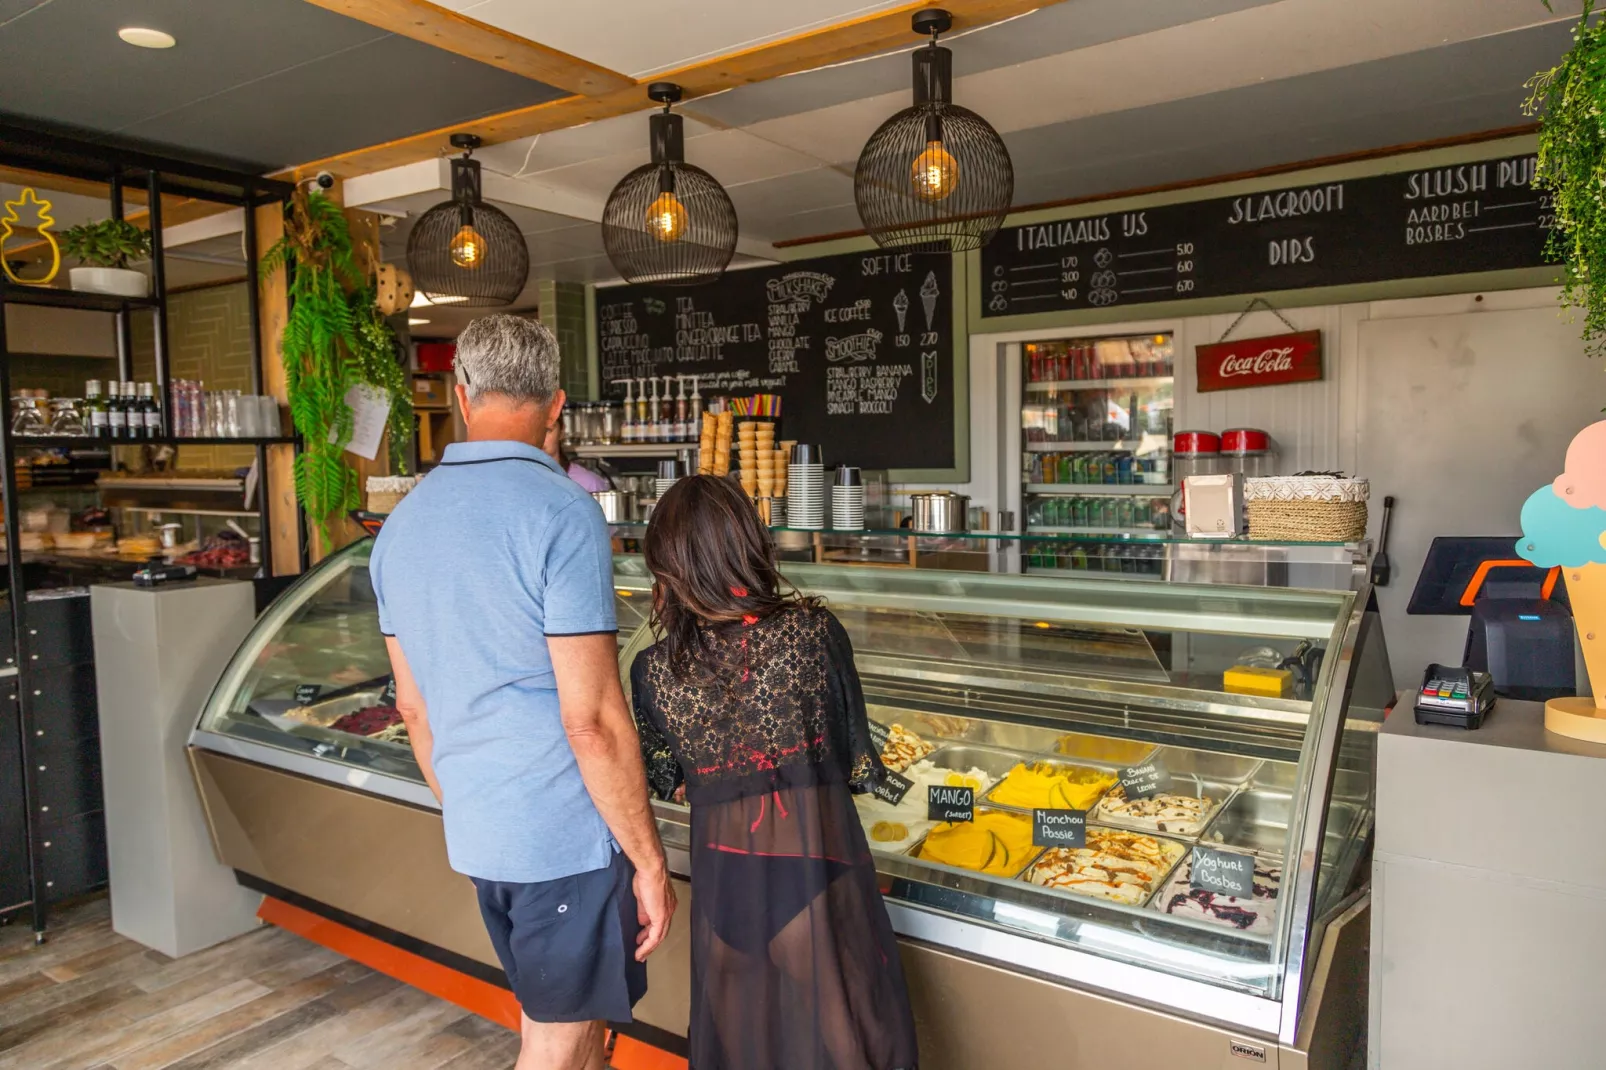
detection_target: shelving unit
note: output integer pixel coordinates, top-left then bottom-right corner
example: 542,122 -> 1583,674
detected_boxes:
1025,482 -> 1173,495
573,442 -> 699,459
1023,375 -> 1172,391
0,121 -> 294,942
1024,439 -> 1165,452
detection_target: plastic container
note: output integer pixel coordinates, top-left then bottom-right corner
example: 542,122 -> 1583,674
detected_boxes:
1221,428 -> 1276,480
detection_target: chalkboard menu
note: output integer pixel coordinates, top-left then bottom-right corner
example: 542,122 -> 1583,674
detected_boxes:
596,250 -> 954,470
981,154 -> 1556,318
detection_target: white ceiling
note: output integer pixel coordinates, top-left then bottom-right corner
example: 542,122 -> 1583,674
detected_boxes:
154,0 -> 1585,307
440,0 -> 910,79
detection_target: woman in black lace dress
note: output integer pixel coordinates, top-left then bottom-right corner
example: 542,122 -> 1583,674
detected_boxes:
631,475 -> 918,1070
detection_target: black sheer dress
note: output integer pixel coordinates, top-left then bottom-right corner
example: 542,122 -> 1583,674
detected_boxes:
631,605 -> 918,1070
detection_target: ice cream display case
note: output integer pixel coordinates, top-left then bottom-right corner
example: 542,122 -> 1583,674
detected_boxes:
188,539 -> 1384,1069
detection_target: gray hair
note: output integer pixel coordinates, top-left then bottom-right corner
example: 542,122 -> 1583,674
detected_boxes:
453,314 -> 561,404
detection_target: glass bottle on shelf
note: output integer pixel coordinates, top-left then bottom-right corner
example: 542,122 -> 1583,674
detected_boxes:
138,382 -> 163,438
107,381 -> 128,440
84,380 -> 108,439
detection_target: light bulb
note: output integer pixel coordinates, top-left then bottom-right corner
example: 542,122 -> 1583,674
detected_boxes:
645,191 -> 688,243
450,224 -> 486,269
911,140 -> 959,202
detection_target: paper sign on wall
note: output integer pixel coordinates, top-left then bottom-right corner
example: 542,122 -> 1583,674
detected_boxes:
331,384 -> 391,461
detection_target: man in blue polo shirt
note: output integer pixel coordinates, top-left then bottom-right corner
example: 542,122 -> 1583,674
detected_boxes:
370,315 -> 673,1070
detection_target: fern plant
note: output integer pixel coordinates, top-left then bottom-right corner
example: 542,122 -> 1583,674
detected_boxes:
260,190 -> 412,543
1528,0 -> 1606,360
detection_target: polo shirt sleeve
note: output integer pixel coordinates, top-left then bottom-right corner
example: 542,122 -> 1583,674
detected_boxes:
542,498 -> 618,637
369,537 -> 394,637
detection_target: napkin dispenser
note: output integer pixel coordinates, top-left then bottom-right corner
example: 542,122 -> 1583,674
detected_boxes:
1184,473 -> 1244,539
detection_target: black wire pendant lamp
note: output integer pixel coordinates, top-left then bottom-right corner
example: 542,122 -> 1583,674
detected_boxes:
602,83 -> 738,286
854,9 -> 1013,253
406,133 -> 529,306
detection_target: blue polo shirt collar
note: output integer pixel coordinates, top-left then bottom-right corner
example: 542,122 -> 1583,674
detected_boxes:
439,439 -> 563,474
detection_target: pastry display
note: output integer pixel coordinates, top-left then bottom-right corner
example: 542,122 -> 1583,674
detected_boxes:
987,761 -> 1117,811
917,810 -> 1036,876
1053,732 -> 1155,765
854,760 -> 995,849
877,722 -> 935,772
329,704 -> 403,737
1156,856 -> 1282,936
1024,828 -> 1185,905
1094,784 -> 1220,837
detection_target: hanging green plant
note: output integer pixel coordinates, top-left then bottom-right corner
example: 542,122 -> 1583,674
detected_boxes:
1527,0 -> 1606,359
260,189 -> 412,542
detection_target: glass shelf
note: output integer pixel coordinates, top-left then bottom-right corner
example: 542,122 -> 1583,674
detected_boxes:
1023,375 -> 1173,391
1025,483 -> 1174,495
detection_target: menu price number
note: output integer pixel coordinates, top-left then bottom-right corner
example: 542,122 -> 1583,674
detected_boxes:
1032,808 -> 1087,849
928,785 -> 975,823
1190,846 -> 1256,899
293,683 -> 322,706
1120,761 -> 1171,800
873,770 -> 914,807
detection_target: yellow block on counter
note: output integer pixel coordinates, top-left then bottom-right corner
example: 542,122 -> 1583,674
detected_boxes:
1223,665 -> 1293,698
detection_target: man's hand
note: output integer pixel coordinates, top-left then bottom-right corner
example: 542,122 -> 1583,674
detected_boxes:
633,865 -> 677,961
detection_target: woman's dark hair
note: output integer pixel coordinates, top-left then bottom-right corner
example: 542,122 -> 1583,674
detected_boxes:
645,474 -> 814,680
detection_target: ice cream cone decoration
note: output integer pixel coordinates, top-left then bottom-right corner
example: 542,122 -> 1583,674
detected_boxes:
1516,420 -> 1606,742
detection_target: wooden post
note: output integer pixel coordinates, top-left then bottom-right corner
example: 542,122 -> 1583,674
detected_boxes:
255,201 -> 303,575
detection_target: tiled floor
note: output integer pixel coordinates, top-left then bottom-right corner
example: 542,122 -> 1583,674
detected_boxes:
0,899 -> 519,1070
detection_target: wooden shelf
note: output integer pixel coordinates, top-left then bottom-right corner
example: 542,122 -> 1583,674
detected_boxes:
573,442 -> 698,458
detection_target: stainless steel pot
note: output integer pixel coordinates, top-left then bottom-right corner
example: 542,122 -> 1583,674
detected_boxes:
592,490 -> 628,523
909,491 -> 970,533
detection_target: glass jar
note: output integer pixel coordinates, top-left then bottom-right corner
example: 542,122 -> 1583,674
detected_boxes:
599,401 -> 621,444
11,393 -> 49,437
1220,428 -> 1277,480
49,398 -> 86,436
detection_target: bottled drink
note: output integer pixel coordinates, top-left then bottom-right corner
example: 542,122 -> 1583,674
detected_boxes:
107,382 -> 128,439
84,380 -> 108,439
137,382 -> 162,438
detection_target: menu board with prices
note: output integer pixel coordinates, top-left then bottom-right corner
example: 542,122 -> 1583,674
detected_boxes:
981,154 -> 1556,318
596,250 -> 955,470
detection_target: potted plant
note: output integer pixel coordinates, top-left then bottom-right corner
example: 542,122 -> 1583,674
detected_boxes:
61,218 -> 152,297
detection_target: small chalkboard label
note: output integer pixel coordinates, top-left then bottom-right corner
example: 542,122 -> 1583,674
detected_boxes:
867,719 -> 891,752
1190,846 -> 1256,899
1033,808 -> 1087,849
928,785 -> 974,823
381,677 -> 397,705
1120,761 -> 1171,800
294,683 -> 322,706
872,770 -> 914,806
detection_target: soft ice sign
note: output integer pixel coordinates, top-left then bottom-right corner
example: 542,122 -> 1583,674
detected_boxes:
1516,420 -> 1606,741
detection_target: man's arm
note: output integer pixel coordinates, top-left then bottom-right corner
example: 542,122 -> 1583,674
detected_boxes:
549,633 -> 675,961
385,637 -> 443,805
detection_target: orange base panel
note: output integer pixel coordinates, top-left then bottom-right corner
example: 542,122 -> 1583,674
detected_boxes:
257,896 -> 688,1070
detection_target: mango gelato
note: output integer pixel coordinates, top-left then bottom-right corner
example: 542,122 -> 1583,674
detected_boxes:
855,760 -> 995,849
987,761 -> 1117,811
917,811 -> 1036,876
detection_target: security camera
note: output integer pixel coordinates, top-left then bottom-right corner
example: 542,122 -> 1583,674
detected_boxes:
315,171 -> 335,190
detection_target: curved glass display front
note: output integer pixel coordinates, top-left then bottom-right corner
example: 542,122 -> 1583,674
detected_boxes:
195,539 -> 1377,1026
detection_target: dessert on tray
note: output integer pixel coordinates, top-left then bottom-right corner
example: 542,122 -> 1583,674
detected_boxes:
878,722 -> 935,772
1093,784 -> 1219,837
917,811 -> 1035,876
1053,732 -> 1154,765
987,761 -> 1117,811
1024,828 -> 1185,905
855,760 -> 995,849
1155,856 -> 1282,936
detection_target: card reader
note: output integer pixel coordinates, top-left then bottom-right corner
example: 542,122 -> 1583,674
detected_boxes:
1414,663 -> 1495,729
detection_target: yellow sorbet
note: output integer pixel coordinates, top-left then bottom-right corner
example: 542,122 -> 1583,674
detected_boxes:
988,762 -> 1117,811
918,811 -> 1036,876
1054,732 -> 1154,765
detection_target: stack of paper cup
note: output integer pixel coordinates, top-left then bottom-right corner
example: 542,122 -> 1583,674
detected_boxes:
787,444 -> 826,529
831,467 -> 865,530
655,458 -> 684,502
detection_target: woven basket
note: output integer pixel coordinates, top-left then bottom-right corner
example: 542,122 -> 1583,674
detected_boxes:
1244,476 -> 1369,542
366,475 -> 418,516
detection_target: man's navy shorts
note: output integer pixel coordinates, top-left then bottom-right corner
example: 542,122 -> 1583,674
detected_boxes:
472,850 -> 649,1023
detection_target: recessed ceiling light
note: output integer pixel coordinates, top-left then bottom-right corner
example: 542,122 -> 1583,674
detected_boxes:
408,317 -> 430,326
119,27 -> 176,49
410,292 -> 467,308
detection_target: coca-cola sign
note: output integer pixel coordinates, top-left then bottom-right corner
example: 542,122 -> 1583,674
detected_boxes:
1195,330 -> 1323,393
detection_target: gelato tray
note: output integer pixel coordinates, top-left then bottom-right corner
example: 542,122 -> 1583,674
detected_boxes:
1202,787 -> 1363,860
856,757 -> 996,852
1153,852 -> 1282,937
876,721 -> 936,772
984,759 -> 1119,812
913,809 -> 1039,878
1149,747 -> 1262,785
1022,828 -> 1186,905
1092,777 -> 1233,839
1052,731 -> 1156,766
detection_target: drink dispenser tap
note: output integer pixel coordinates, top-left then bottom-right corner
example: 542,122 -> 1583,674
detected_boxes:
688,375 -> 703,436
635,377 -> 650,442
660,376 -> 676,443
646,377 -> 661,442
674,375 -> 689,442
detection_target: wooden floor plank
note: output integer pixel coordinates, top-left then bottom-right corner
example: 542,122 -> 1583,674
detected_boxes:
3,899 -> 525,1070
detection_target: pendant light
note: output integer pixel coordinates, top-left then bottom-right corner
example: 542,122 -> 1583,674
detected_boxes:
602,83 -> 738,286
854,9 -> 1013,253
406,134 -> 529,306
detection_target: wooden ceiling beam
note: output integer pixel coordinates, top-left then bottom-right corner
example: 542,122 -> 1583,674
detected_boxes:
282,0 -> 1067,181
302,0 -> 634,96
